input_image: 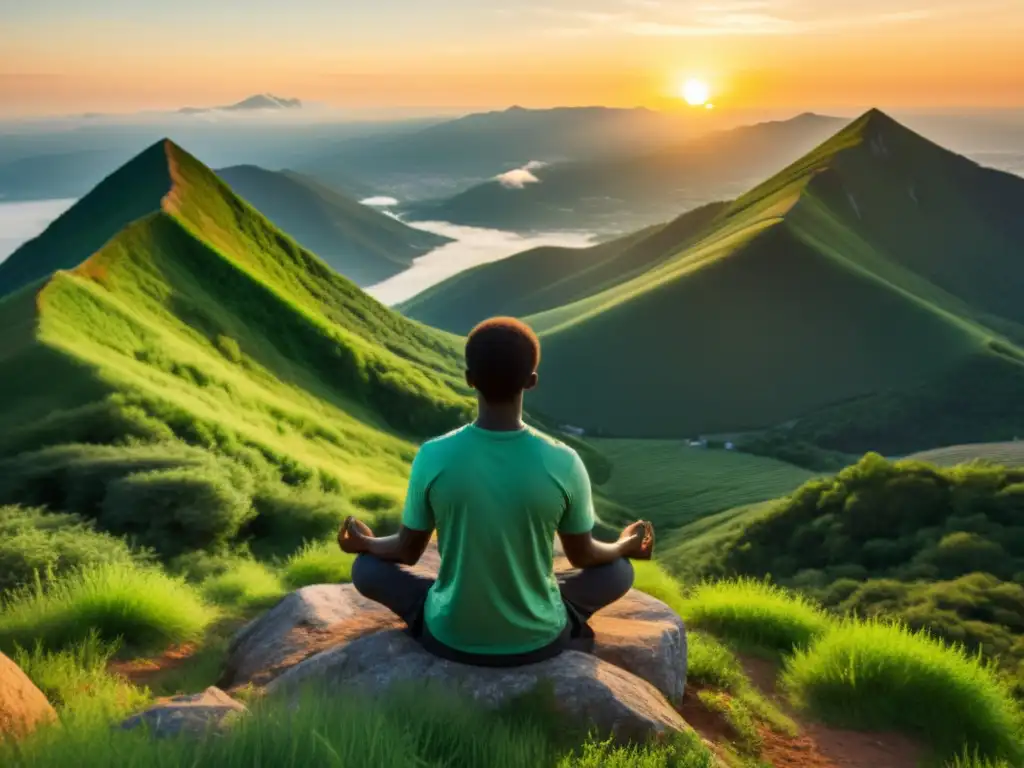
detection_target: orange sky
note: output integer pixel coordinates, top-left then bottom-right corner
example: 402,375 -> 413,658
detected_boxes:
2,0 -> 1022,117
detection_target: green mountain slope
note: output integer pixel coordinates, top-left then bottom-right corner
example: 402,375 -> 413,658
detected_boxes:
215,165 -> 448,286
403,113 -> 847,232
0,139 -> 472,500
399,202 -> 728,333
405,110 -> 1024,451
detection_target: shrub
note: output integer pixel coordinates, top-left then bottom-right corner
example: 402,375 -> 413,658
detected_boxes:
201,560 -> 285,610
283,541 -> 355,588
0,561 -> 215,654
247,486 -> 354,557
782,620 -> 1024,762
0,505 -> 139,594
682,579 -> 832,654
102,466 -> 254,556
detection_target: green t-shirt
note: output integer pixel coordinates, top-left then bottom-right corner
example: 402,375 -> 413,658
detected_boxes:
402,424 -> 595,655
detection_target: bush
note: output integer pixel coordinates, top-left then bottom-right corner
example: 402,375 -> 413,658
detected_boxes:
782,620 -> 1023,762
283,541 -> 355,588
0,505 -> 139,594
247,486 -> 354,557
0,561 -> 215,654
201,560 -> 285,610
682,579 -> 832,654
102,466 -> 254,556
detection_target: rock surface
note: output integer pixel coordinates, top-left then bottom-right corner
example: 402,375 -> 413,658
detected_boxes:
120,687 -> 247,738
219,541 -> 688,742
0,651 -> 57,742
223,542 -> 686,702
267,629 -> 687,742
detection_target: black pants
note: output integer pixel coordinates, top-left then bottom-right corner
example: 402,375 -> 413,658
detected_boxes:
351,554 -> 634,667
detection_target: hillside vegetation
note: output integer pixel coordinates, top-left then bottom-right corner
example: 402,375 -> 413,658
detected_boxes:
405,109 -> 1024,454
216,165 -> 448,286
0,139 -> 473,583
679,453 -> 1024,696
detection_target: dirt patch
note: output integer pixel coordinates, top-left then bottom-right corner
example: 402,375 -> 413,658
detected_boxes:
109,643 -> 199,689
679,687 -> 739,745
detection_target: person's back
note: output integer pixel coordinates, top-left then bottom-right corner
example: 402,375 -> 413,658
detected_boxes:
341,316 -> 654,665
406,424 -> 592,654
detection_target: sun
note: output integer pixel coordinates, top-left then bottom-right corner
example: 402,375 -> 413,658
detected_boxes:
682,79 -> 711,107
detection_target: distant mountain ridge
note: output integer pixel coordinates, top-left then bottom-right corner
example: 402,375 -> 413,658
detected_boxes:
403,109 -> 1024,452
299,106 -> 695,200
403,113 -> 848,232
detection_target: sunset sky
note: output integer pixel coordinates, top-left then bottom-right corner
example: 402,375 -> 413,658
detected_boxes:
2,0 -> 1022,117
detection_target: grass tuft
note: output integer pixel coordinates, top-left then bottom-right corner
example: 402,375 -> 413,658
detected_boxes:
11,631 -> 149,722
201,559 -> 286,610
283,540 -> 355,588
0,561 -> 215,655
682,578 -> 832,654
782,619 -> 1024,762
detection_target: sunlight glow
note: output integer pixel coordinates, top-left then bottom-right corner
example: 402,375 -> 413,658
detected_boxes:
682,79 -> 711,106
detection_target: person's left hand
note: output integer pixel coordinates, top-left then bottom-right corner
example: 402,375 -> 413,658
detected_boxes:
338,516 -> 374,554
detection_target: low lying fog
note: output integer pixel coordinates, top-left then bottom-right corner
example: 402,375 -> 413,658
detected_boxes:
0,199 -> 76,263
365,220 -> 596,306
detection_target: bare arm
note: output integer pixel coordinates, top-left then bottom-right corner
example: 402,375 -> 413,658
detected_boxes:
559,521 -> 654,569
338,517 -> 433,566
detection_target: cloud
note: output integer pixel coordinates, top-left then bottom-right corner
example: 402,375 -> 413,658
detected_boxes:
360,196 -> 400,207
535,0 -> 937,39
495,162 -> 547,189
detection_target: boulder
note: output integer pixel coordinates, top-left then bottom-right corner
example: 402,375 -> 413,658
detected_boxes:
267,629 -> 688,743
0,651 -> 57,741
591,590 -> 687,706
119,687 -> 247,738
222,541 -> 686,705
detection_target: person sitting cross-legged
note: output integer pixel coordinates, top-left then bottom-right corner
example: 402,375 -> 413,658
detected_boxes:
339,316 -> 655,667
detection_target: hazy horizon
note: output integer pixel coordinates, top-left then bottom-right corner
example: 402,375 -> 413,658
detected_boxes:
3,0 -> 1022,119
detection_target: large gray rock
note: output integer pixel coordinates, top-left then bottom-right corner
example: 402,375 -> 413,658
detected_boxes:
591,590 -> 687,706
119,687 -> 247,738
221,584 -> 400,688
222,541 -> 686,705
267,630 -> 687,743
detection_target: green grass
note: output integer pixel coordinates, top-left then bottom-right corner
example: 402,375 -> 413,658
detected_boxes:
283,540 -> 356,588
0,684 -> 716,768
682,579 -> 833,655
585,438 -> 813,531
201,560 -> 286,610
782,620 -> 1024,762
0,138 -> 473,515
11,631 -> 149,722
0,561 -> 216,655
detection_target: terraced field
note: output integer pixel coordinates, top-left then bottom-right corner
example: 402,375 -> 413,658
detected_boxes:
587,438 -> 814,531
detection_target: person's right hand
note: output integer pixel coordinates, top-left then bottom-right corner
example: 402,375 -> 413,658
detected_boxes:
618,520 -> 655,560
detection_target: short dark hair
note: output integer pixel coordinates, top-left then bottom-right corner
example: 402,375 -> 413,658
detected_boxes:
465,317 -> 541,402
